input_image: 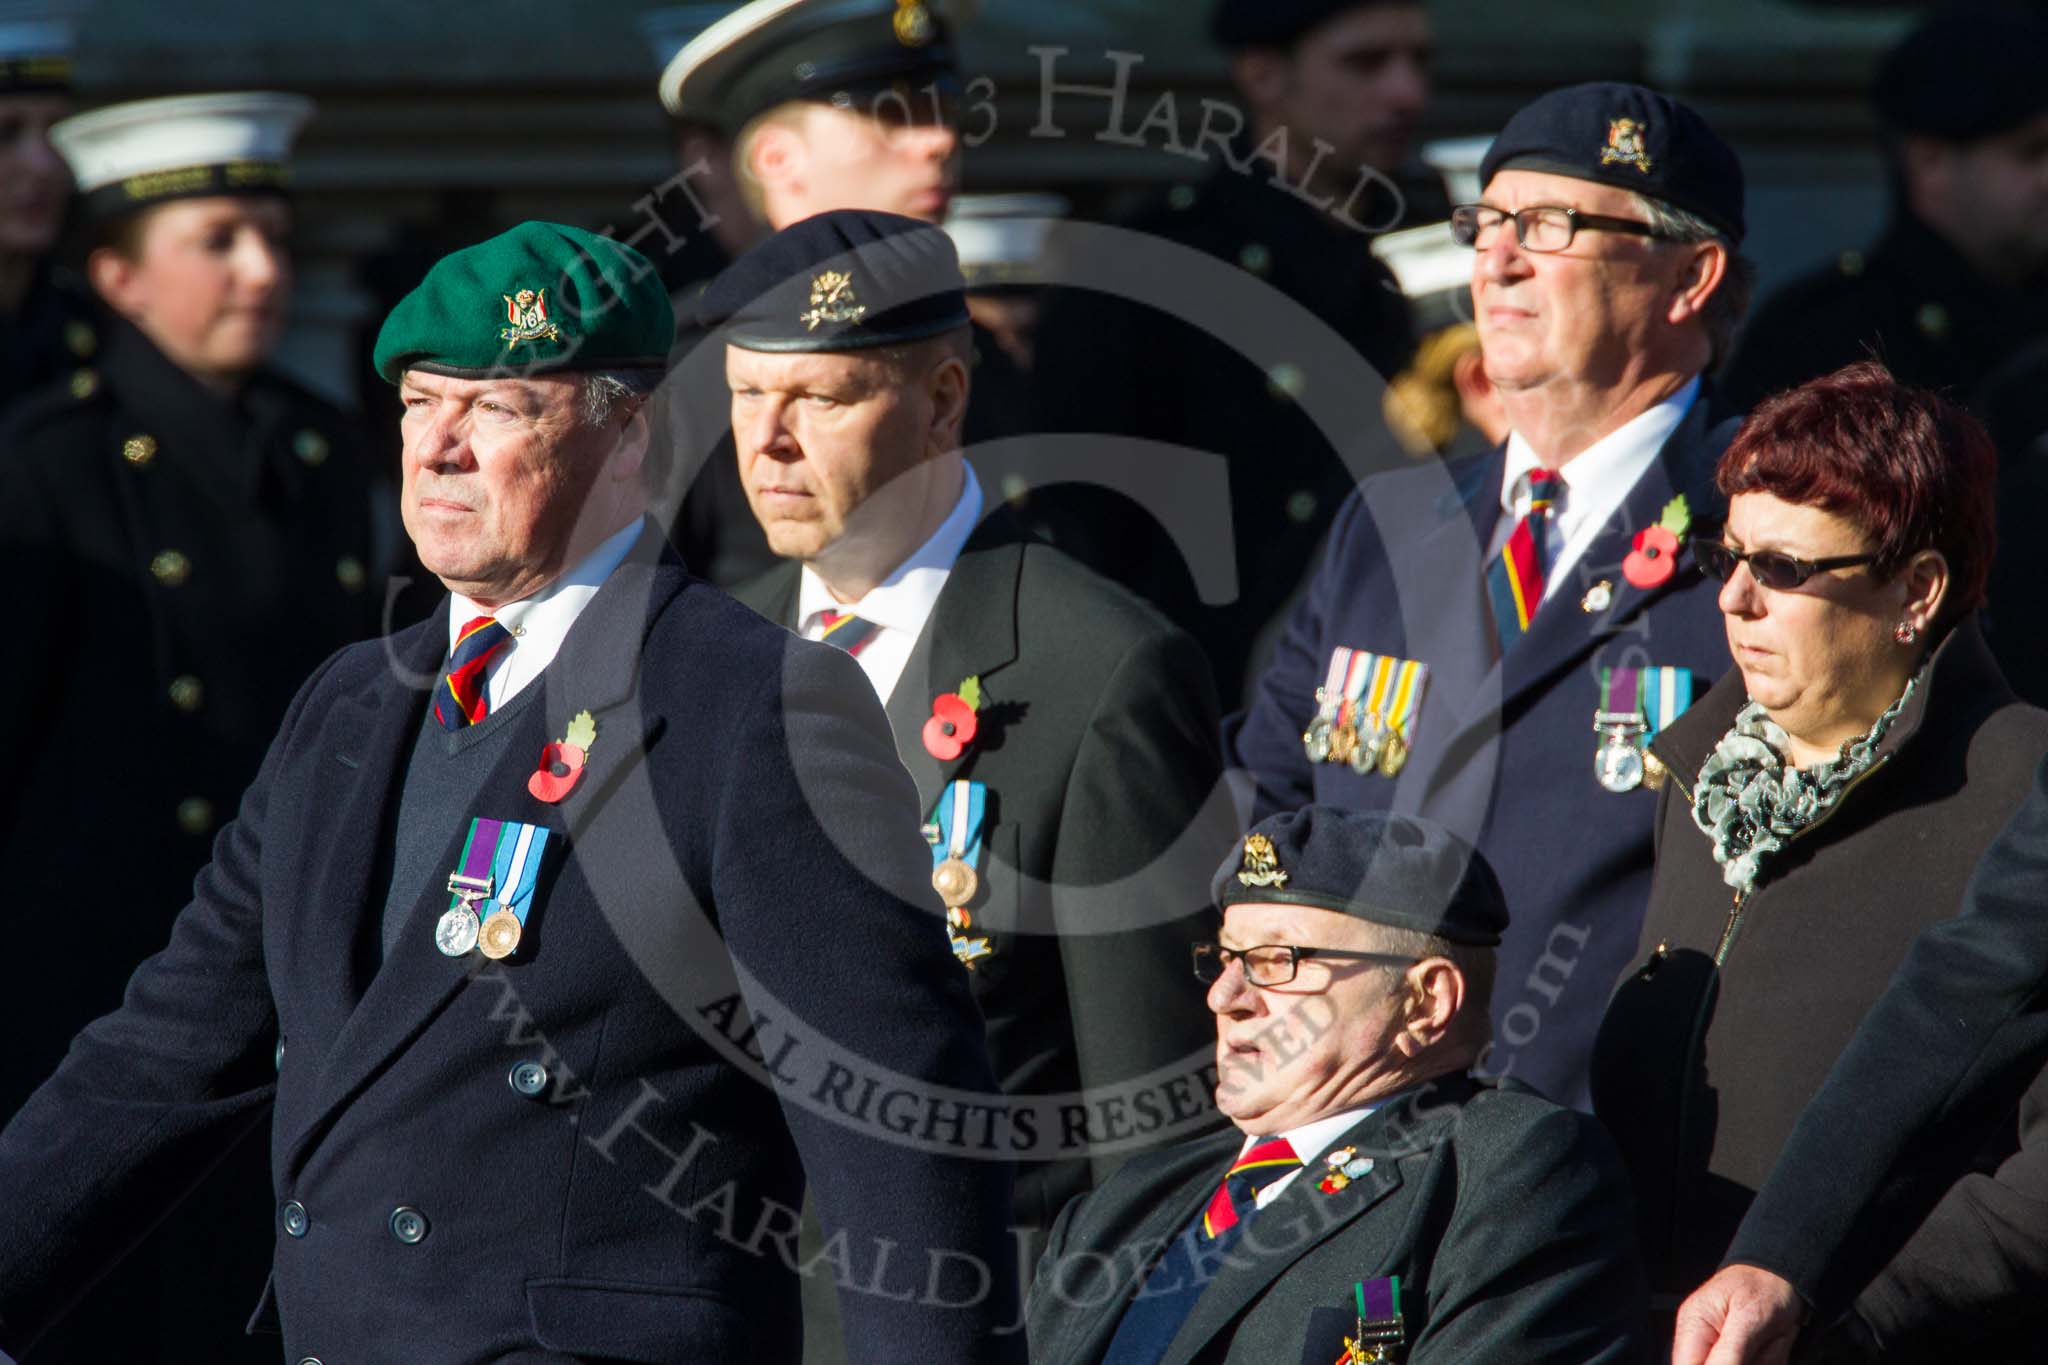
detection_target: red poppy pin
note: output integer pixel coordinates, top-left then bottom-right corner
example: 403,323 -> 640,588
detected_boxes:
1622,495 -> 1692,590
529,710 -> 596,803
923,676 -> 982,762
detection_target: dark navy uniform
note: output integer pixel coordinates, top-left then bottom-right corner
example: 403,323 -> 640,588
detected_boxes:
1030,161 -> 1431,712
0,314 -> 384,1364
0,263 -> 99,421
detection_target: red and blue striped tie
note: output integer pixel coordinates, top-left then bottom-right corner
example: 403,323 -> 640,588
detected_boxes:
1201,1136 -> 1301,1238
1486,468 -> 1560,654
818,609 -> 879,657
435,614 -> 512,730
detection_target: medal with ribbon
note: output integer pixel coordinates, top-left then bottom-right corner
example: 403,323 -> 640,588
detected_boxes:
925,780 -> 991,968
1336,1277 -> 1406,1363
436,816 -> 552,959
1303,648 -> 1428,779
1594,665 -> 1694,793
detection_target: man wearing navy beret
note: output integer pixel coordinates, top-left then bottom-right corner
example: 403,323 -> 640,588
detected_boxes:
1026,805 -> 1648,1364
0,220 -> 1021,1363
705,207 -> 1233,1357
1227,81 -> 1751,1109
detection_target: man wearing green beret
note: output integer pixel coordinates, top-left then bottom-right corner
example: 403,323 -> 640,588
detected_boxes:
0,220 -> 1023,1364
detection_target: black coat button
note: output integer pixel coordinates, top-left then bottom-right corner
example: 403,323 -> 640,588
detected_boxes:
298,1357 -> 323,1365
280,1201 -> 308,1238
389,1205 -> 428,1244
509,1061 -> 549,1097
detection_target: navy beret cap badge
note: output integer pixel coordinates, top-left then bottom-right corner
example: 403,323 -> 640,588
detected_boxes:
1237,833 -> 1289,889
894,0 -> 936,48
801,270 -> 868,331
1600,117 -> 1653,174
500,287 -> 562,347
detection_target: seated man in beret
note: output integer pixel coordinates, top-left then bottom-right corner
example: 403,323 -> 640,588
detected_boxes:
1026,806 -> 1648,1365
0,221 -> 1018,1364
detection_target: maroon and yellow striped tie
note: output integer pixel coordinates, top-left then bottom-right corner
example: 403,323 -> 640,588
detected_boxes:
1202,1136 -> 1302,1238
435,615 -> 512,730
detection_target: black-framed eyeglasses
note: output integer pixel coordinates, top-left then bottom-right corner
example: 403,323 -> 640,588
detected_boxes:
1192,941 -> 1420,988
1450,203 -> 1664,253
1689,537 -> 1880,590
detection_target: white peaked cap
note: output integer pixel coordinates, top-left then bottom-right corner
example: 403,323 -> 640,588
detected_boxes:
50,90 -> 314,196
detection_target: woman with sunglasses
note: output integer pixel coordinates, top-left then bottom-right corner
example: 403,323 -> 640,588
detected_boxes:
1589,360 -> 2048,1309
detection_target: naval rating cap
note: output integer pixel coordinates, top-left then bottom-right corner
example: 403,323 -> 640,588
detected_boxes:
373,221 -> 674,384
659,0 -> 958,133
49,90 -> 312,222
0,0 -> 81,93
698,206 -> 968,353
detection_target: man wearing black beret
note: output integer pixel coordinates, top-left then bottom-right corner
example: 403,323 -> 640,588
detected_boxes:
1027,805 -> 1648,1364
1030,0 -> 1440,715
1229,81 -> 1749,1110
705,207 -> 1233,1359
656,0 -> 1034,591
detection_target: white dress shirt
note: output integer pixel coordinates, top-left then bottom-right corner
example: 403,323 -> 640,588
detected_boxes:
1237,1104 -> 1380,1209
796,466 -> 984,704
1492,376 -> 1700,601
446,519 -> 644,713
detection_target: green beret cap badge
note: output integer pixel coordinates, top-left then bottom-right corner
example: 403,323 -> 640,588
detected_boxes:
374,220 -> 673,385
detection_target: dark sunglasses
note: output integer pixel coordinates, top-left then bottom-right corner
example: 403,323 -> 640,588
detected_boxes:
1689,536 -> 1879,589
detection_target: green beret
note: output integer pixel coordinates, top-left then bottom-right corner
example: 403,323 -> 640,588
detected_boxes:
373,221 -> 674,385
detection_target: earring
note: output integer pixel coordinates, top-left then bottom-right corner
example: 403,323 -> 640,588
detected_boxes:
1895,621 -> 1920,645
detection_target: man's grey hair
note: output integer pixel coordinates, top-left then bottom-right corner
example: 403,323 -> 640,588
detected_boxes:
1365,922 -> 1497,1056
1630,192 -> 1758,373
579,369 -> 663,428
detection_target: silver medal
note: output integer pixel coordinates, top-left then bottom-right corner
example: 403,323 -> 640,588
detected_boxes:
435,904 -> 481,956
1303,715 -> 1335,763
1595,734 -> 1646,793
1348,715 -> 1387,776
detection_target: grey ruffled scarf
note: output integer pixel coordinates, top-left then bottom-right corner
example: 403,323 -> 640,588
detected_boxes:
1692,677 -> 1918,898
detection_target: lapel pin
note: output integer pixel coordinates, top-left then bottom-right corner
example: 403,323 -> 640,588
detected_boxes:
529,709 -> 595,803
1580,580 -> 1614,614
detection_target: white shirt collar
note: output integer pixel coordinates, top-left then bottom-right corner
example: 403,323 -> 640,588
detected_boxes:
1242,1105 -> 1379,1169
797,464 -> 983,638
1500,375 -> 1700,535
446,519 -> 645,710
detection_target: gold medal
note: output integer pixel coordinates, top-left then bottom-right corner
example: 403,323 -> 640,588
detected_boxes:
478,907 -> 523,960
933,857 -> 978,907
1378,730 -> 1409,778
1328,722 -> 1358,766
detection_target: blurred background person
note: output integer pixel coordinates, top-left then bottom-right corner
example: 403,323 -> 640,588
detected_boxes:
0,0 -> 94,419
1721,5 -> 2048,708
1030,0 -> 1439,711
658,0 -> 1036,587
1593,363 -> 2048,1320
0,91 -> 386,1364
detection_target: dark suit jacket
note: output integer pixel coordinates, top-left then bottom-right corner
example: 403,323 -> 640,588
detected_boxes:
1723,749 -> 2048,1323
734,510 -> 1231,1226
0,532 -> 1020,1365
1224,396 -> 1739,1105
1025,1075 -> 1649,1365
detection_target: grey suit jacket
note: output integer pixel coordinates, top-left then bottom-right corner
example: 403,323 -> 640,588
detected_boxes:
1026,1075 -> 1650,1365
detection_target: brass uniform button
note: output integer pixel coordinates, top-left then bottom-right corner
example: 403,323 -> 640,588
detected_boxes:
168,675 -> 204,712
1916,303 -> 1949,339
65,320 -> 96,357
1837,250 -> 1864,277
1168,184 -> 1197,211
1285,489 -> 1319,524
1238,243 -> 1273,276
1267,362 -> 1307,403
122,434 -> 158,468
176,797 -> 215,836
150,550 -> 192,587
292,429 -> 330,466
69,368 -> 98,400
335,555 -> 366,592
